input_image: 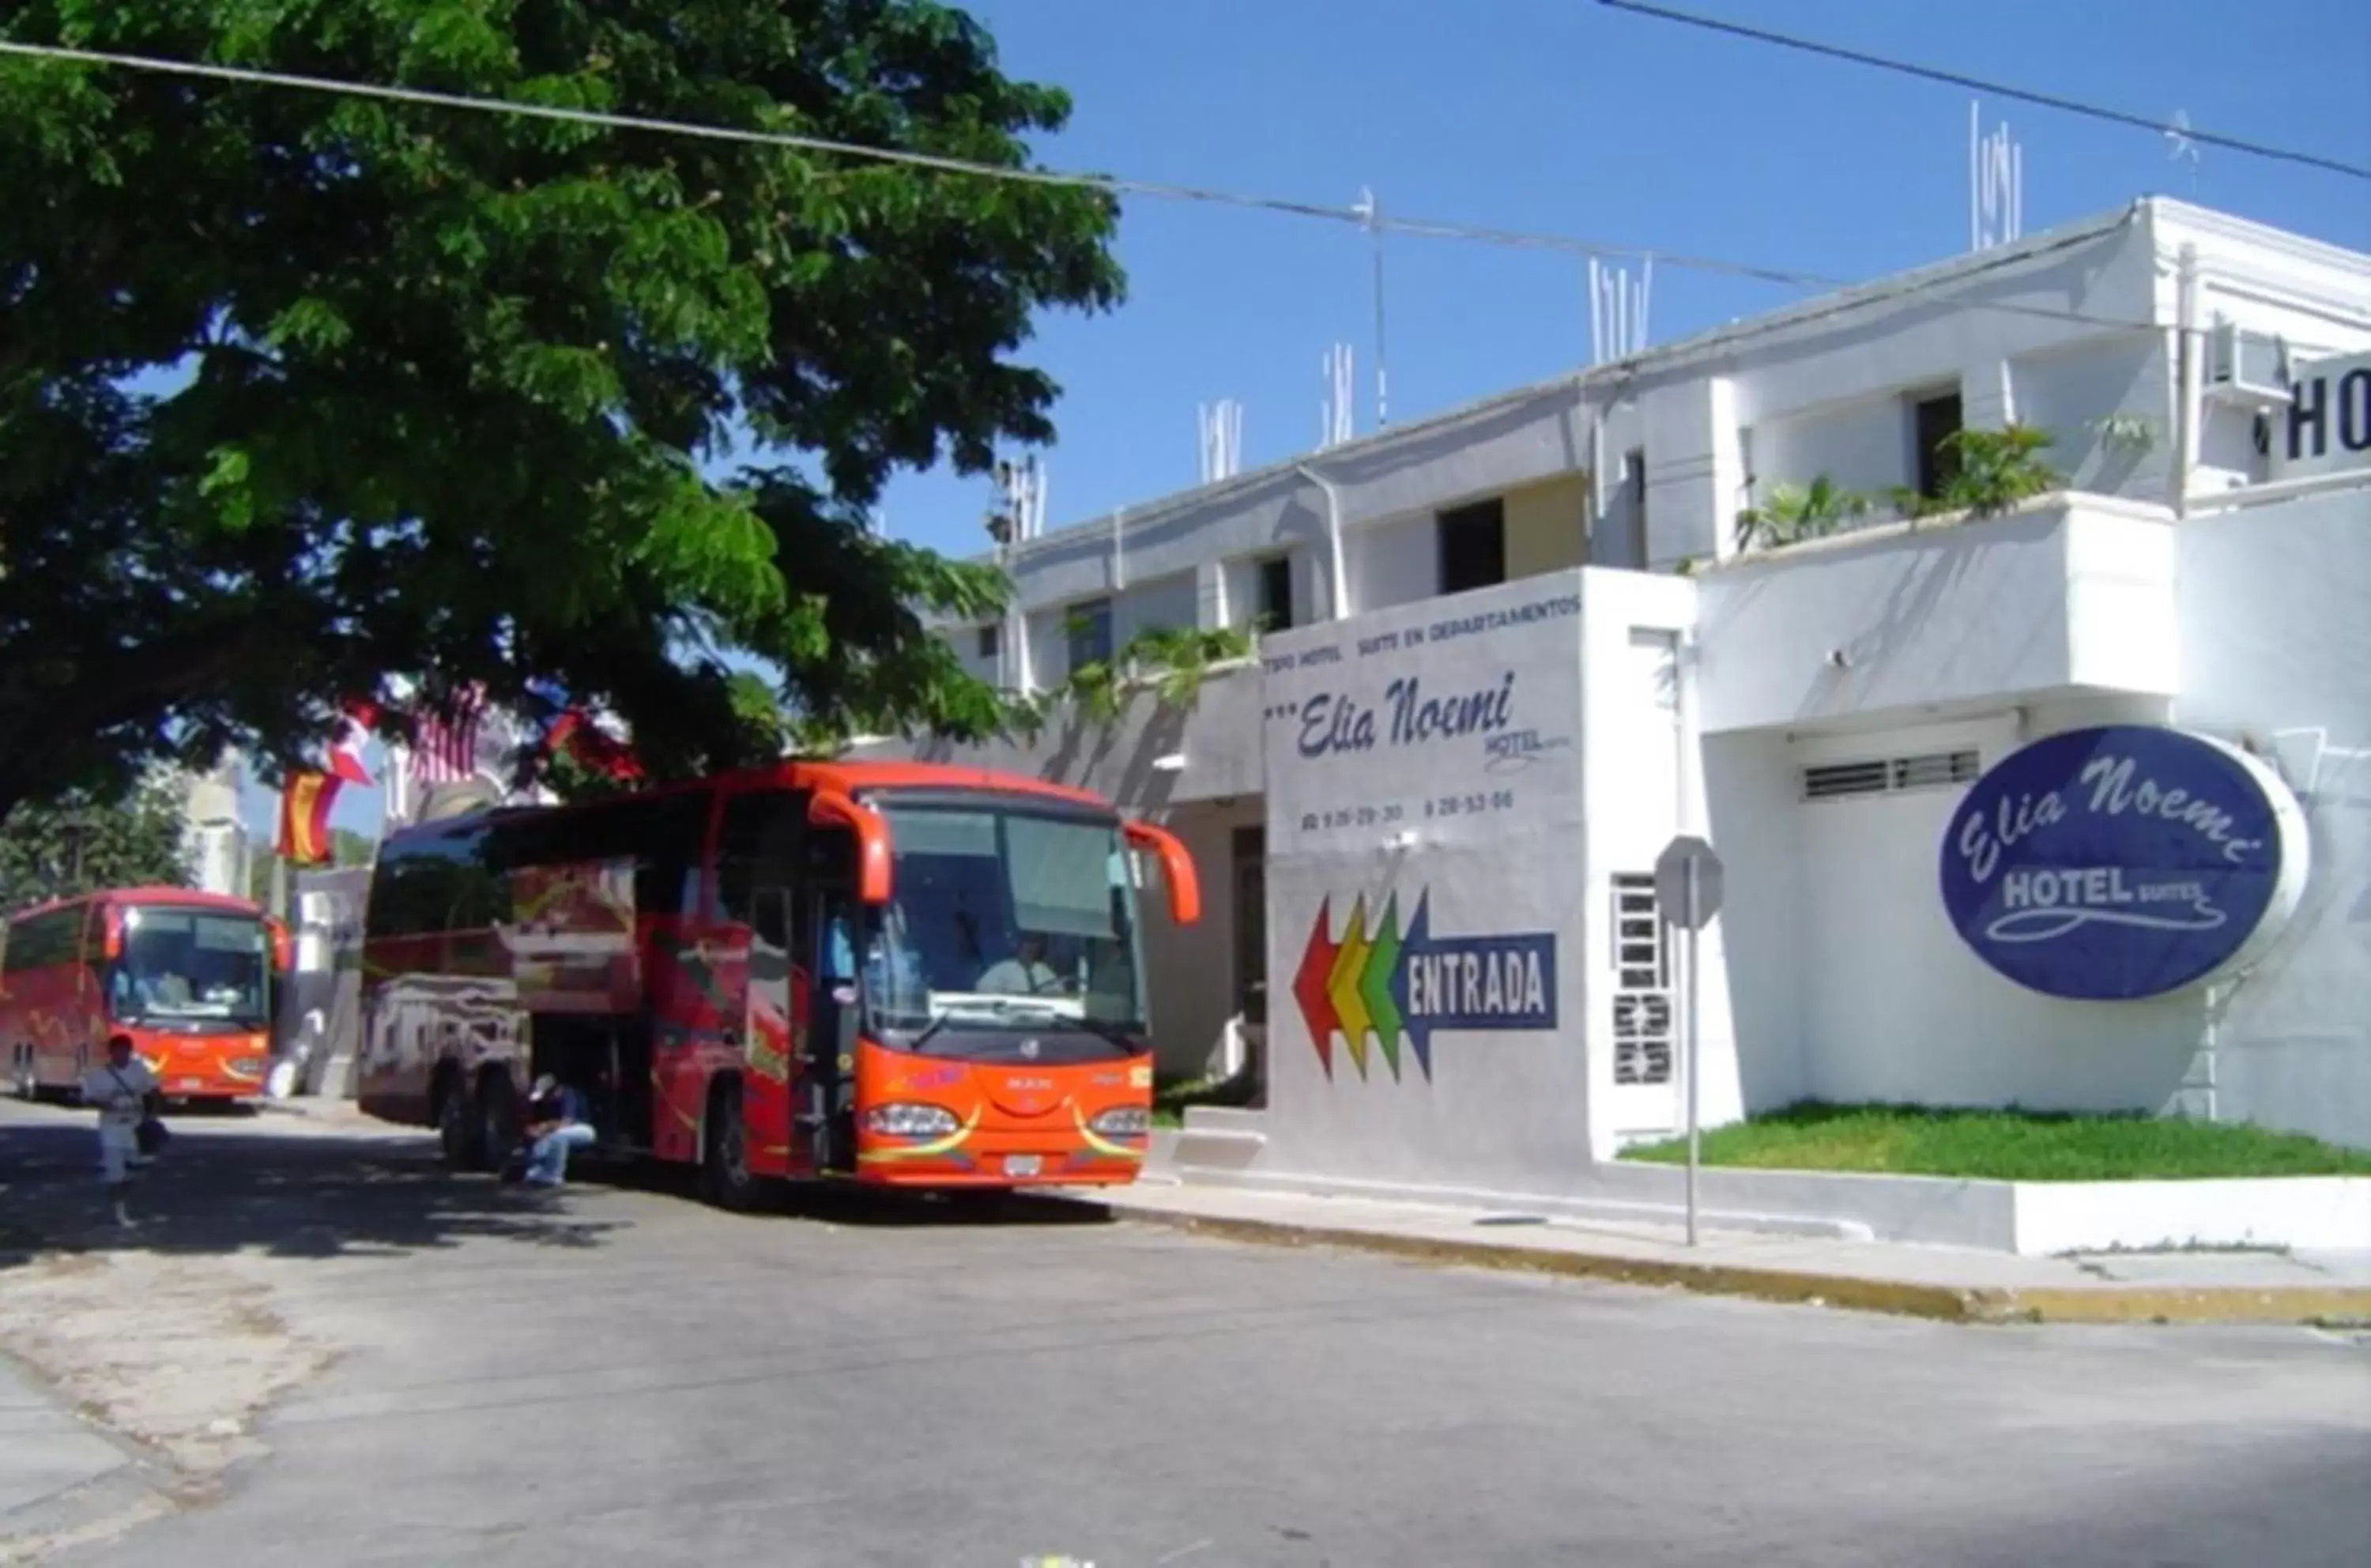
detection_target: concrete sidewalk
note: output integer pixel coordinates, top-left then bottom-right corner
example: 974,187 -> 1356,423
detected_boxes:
1081,1178 -> 2371,1326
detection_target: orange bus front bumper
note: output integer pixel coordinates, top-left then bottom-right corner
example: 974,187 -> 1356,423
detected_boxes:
134,1033 -> 272,1101
851,1042 -> 1155,1189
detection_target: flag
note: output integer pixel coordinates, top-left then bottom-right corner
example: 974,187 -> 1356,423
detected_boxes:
329,701 -> 377,786
548,709 -> 644,781
413,684 -> 488,786
529,680 -> 643,782
278,772 -> 341,865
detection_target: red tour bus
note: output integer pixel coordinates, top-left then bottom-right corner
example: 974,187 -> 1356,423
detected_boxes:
4,887 -> 292,1104
356,759 -> 1201,1208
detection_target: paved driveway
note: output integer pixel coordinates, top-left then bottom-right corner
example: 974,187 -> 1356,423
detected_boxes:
2,1099 -> 2364,1567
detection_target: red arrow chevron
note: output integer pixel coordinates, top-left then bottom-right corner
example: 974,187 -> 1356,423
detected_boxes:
1293,895 -> 1340,1078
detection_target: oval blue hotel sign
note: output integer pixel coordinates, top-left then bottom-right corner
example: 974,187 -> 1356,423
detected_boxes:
1939,726 -> 2309,1001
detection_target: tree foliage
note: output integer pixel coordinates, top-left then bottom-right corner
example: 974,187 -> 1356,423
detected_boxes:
0,0 -> 1121,819
0,777 -> 191,914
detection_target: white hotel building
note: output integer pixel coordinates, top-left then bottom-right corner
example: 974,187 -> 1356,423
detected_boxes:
860,198 -> 2371,1243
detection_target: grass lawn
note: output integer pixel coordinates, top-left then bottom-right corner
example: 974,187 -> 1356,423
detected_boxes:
1151,1069 -> 1260,1130
1620,1101 -> 2371,1182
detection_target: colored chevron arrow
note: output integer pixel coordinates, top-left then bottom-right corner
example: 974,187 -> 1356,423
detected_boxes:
1292,895 -> 1340,1079
1329,893 -> 1374,1079
1393,891 -> 1434,1082
1360,891 -> 1404,1080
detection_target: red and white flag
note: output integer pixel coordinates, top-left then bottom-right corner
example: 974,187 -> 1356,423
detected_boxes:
328,701 -> 377,786
411,684 -> 488,786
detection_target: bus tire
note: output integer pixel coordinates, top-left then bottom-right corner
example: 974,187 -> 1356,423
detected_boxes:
432,1065 -> 477,1170
476,1070 -> 520,1175
10,1046 -> 33,1101
701,1077 -> 756,1212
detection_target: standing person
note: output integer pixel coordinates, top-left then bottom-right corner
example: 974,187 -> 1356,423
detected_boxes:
519,1073 -> 596,1188
81,1033 -> 160,1228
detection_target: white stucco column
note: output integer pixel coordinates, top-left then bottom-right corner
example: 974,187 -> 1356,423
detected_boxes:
1643,375 -> 1747,569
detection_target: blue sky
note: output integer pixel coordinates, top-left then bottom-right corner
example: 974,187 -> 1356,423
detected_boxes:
267,0 -> 2371,843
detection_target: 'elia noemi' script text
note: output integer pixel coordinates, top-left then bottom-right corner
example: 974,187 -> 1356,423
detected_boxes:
1956,752 -> 2264,884
1297,672 -> 1517,760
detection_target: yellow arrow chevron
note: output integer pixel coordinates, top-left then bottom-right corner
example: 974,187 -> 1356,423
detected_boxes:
1329,893 -> 1373,1077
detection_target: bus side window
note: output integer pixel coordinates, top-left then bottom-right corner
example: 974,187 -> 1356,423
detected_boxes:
715,788 -> 805,926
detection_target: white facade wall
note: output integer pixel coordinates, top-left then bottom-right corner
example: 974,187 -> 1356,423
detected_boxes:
2171,479 -> 2371,1148
858,198 -> 2371,1197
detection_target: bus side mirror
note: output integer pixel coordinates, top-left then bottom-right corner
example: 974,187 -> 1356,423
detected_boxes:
809,790 -> 892,906
266,918 -> 294,972
1123,820 -> 1201,925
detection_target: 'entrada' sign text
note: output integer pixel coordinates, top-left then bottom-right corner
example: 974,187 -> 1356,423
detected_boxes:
1939,726 -> 2309,1001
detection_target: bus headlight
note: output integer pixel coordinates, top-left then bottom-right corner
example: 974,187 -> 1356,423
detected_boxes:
865,1103 -> 959,1138
1088,1107 -> 1151,1137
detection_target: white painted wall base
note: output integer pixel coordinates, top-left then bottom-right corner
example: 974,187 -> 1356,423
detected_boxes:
2011,1177 -> 2371,1257
1153,1124 -> 2371,1255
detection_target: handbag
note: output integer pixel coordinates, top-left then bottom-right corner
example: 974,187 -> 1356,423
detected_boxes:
109,1066 -> 171,1156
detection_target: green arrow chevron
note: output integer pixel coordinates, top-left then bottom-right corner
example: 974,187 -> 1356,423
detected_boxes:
1360,891 -> 1404,1079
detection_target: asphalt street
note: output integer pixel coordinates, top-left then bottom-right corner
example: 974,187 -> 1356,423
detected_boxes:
2,1098 -> 2365,1568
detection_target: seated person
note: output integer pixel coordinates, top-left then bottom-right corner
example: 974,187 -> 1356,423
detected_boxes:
518,1072 -> 596,1187
975,933 -> 1066,997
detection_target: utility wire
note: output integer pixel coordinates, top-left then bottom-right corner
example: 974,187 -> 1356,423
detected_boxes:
0,36 -> 2217,345
0,37 -> 1816,287
1597,0 -> 2371,183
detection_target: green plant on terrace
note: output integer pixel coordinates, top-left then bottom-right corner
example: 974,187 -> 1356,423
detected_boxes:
1735,473 -> 1872,552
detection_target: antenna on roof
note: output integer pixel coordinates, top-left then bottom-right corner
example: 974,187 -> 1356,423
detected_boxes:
1353,187 -> 1389,428
2165,109 -> 2200,197
1198,399 -> 1244,483
1588,257 -> 1653,366
991,454 -> 1046,541
1321,343 -> 1355,448
1969,100 -> 2025,252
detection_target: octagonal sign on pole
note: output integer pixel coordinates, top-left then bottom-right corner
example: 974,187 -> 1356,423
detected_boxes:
1654,834 -> 1724,931
1653,833 -> 1724,1246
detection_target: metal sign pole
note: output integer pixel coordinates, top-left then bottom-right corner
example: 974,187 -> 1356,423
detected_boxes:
1653,832 -> 1723,1253
1683,857 -> 1701,1248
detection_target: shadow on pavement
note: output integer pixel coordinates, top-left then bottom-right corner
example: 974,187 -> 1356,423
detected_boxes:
0,1104 -> 1114,1269
0,1112 -> 624,1270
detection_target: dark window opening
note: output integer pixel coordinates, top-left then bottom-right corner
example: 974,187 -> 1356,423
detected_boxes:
1438,497 -> 1507,596
974,623 -> 999,662
1914,392 -> 1964,499
1255,556 -> 1293,631
1065,598 -> 1114,674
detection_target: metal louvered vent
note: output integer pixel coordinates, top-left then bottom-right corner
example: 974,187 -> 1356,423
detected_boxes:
1801,749 -> 1980,801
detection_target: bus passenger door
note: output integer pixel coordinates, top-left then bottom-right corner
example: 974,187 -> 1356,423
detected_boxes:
742,887 -> 797,1175
798,835 -> 861,1175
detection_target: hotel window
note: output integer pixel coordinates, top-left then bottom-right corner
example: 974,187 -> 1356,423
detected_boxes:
1913,390 -> 1964,500
1064,597 -> 1114,674
1256,555 -> 1294,631
1438,498 -> 1506,595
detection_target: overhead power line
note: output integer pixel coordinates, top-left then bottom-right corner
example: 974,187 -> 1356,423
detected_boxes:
1597,0 -> 2371,183
0,36 -> 2236,346
0,36 -> 1815,287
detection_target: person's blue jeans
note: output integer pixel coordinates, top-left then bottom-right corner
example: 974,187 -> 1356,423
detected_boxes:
525,1122 -> 596,1185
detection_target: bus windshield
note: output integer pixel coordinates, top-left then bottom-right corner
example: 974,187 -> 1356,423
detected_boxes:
110,906 -> 270,1031
865,800 -> 1148,1051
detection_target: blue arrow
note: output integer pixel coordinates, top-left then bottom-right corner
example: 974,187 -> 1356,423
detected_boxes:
1392,891 -> 1434,1080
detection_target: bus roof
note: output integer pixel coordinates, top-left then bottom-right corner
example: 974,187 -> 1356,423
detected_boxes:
5,885 -> 268,924
382,756 -> 1117,845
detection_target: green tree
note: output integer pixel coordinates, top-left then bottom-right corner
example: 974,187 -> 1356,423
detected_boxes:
0,1 -> 1118,820
0,777 -> 191,914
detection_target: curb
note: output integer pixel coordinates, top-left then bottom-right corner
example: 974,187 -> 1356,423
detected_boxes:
1110,1208 -> 2371,1327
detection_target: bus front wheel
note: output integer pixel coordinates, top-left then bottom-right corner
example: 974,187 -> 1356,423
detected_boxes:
435,1072 -> 475,1169
702,1080 -> 757,1212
